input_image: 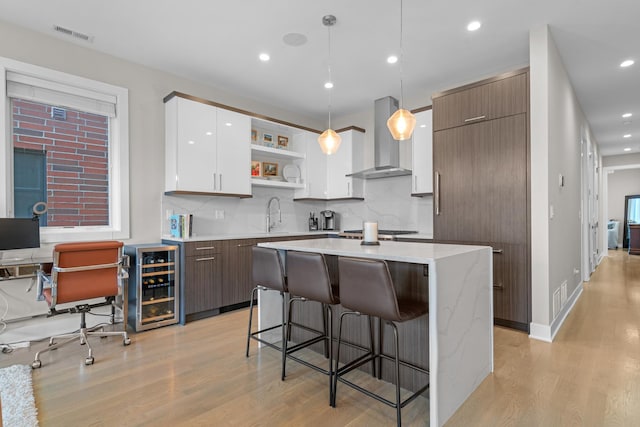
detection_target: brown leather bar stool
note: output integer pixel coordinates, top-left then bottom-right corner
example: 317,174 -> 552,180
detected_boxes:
283,250 -> 341,404
333,256 -> 430,427
246,246 -> 288,379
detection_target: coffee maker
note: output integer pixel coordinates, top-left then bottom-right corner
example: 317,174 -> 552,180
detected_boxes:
320,210 -> 338,231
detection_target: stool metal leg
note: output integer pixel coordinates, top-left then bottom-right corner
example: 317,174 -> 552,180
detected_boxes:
245,286 -> 260,357
281,291 -> 287,381
391,321 -> 401,427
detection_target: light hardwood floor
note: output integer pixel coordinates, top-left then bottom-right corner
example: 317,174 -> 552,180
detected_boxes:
1,250 -> 638,426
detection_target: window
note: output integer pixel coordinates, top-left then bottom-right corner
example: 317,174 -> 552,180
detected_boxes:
1,57 -> 129,243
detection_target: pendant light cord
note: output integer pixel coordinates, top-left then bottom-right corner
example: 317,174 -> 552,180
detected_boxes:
399,0 -> 405,109
327,19 -> 333,130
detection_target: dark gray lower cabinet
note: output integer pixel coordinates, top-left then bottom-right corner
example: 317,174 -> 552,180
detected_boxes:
221,239 -> 256,307
173,234 -> 329,322
182,240 -> 224,318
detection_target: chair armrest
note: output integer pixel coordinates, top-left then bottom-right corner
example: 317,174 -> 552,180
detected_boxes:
36,269 -> 53,302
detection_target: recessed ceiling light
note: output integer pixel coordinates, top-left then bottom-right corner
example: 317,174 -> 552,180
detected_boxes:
420,124 -> 427,128
259,53 -> 270,62
324,81 -> 334,89
225,122 -> 232,127
205,131 -> 213,136
620,59 -> 634,68
623,113 -> 633,118
624,147 -> 632,152
624,134 -> 632,138
387,55 -> 398,64
467,21 -> 481,31
188,140 -> 195,145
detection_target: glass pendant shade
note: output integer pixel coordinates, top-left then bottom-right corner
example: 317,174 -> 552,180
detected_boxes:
387,108 -> 416,140
317,129 -> 342,155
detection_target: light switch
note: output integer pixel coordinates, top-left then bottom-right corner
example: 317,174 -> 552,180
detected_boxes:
550,205 -> 554,219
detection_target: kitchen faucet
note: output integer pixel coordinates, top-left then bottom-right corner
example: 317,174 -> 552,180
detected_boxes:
266,196 -> 281,232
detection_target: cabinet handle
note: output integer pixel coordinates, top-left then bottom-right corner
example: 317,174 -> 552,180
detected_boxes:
347,182 -> 350,196
414,175 -> 417,192
493,283 -> 504,289
492,249 -> 504,254
196,256 -> 216,262
195,246 -> 216,251
434,172 -> 440,215
213,173 -> 217,191
219,173 -> 222,191
464,115 -> 486,123
236,243 -> 254,247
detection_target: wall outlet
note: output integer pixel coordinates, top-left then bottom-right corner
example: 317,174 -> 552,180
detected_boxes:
560,281 -> 567,307
553,289 -> 561,319
214,210 -> 225,219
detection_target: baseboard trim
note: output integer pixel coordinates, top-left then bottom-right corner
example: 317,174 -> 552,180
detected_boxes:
529,282 -> 583,343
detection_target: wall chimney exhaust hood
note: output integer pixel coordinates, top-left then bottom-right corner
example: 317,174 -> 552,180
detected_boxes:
347,96 -> 412,179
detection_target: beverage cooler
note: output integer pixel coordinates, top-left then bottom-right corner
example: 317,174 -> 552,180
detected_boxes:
124,244 -> 180,331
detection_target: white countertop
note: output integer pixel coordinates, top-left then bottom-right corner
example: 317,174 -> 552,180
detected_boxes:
259,238 -> 488,263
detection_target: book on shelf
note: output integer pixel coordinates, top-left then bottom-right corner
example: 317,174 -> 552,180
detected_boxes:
169,214 -> 193,238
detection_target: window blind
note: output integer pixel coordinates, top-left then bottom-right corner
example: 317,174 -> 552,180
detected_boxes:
6,71 -> 116,117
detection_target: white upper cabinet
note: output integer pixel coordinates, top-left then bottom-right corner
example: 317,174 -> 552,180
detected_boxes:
411,109 -> 433,195
294,132 -> 326,199
217,108 -> 251,195
325,129 -> 364,199
165,95 -> 251,196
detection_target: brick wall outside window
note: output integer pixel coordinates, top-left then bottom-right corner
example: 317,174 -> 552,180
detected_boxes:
12,99 -> 109,226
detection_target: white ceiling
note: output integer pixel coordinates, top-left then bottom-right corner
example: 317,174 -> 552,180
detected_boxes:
0,0 -> 638,156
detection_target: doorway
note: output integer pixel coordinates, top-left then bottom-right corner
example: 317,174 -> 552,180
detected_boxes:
622,195 -> 640,248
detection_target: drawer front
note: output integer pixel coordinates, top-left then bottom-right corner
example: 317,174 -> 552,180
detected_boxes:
433,72 -> 528,131
185,240 -> 223,257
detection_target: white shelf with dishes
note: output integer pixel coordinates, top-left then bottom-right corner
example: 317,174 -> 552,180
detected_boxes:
250,118 -> 308,190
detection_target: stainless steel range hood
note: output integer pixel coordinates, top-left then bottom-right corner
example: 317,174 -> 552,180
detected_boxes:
348,96 -> 412,179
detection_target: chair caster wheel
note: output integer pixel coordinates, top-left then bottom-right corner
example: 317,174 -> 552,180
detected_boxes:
85,357 -> 94,365
123,338 -> 131,346
32,360 -> 41,369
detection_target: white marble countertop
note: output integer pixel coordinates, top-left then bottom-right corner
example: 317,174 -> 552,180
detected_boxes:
259,238 -> 488,263
395,232 -> 433,240
161,230 -> 338,242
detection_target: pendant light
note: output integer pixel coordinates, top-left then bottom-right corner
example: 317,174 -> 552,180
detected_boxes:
318,14 -> 342,155
387,0 -> 416,141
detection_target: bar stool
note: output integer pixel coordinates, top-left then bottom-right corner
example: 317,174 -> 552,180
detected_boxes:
283,250 -> 340,404
333,256 -> 430,427
246,246 -> 288,379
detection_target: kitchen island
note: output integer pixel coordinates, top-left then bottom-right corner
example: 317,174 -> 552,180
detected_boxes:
257,238 -> 492,427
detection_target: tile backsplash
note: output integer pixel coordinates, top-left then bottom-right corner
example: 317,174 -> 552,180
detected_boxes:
161,175 -> 433,236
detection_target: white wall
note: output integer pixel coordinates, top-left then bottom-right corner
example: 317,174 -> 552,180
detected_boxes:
607,168 -> 640,243
0,19 -> 324,248
529,26 -> 597,341
602,154 -> 640,248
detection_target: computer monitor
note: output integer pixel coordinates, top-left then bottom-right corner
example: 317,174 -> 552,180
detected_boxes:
0,218 -> 41,251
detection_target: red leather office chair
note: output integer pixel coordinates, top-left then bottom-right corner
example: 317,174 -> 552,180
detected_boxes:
32,241 -> 131,368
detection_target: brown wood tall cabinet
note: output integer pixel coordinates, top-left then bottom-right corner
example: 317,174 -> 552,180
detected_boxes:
432,68 -> 531,332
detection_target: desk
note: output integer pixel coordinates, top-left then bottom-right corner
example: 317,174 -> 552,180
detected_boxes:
258,238 -> 493,427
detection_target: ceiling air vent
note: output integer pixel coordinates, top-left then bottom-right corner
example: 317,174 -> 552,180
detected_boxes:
51,107 -> 67,121
53,25 -> 93,43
